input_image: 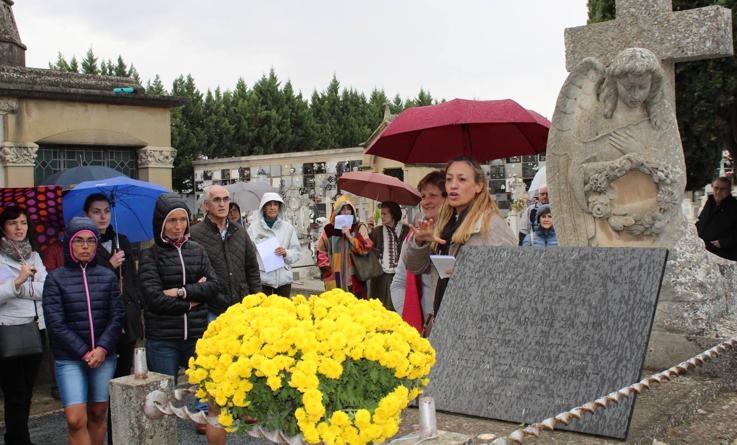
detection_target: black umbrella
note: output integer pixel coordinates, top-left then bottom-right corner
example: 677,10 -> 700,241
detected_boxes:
40,165 -> 125,188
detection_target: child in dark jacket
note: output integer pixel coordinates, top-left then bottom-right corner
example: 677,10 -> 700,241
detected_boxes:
43,217 -> 125,445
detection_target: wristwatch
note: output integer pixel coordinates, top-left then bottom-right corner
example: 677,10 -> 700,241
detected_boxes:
176,287 -> 186,299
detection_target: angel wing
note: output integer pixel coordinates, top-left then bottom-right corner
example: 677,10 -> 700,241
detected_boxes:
547,57 -> 605,247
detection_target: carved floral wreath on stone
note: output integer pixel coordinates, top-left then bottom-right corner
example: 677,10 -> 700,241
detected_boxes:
583,154 -> 681,237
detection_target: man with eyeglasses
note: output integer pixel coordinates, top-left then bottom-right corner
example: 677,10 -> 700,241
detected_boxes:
696,177 -> 737,261
190,185 -> 261,442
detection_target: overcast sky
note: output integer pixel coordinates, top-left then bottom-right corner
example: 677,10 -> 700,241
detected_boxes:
14,1 -> 589,118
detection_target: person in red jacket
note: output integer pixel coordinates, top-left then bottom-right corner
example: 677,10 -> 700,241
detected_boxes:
390,171 -> 445,334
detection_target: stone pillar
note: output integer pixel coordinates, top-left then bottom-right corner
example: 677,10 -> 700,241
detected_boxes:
110,372 -> 177,445
137,146 -> 176,190
0,142 -> 38,187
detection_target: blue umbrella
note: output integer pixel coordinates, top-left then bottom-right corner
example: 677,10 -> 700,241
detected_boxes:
63,176 -> 169,243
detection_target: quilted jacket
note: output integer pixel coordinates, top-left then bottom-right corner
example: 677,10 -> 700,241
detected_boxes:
139,193 -> 218,340
43,217 -> 125,361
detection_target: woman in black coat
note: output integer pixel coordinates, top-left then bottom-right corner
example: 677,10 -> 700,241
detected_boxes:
139,193 -> 218,380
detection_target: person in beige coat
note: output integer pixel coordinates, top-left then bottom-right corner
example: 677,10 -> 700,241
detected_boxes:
404,156 -> 516,335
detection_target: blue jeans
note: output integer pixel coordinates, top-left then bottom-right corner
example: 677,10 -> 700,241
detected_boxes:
55,357 -> 117,408
146,338 -> 197,383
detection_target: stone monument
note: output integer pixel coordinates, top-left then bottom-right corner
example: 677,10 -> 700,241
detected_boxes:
548,47 -> 684,248
548,0 -> 737,369
426,246 -> 668,439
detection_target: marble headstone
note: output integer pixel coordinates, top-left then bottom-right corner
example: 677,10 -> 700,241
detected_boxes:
425,246 -> 667,439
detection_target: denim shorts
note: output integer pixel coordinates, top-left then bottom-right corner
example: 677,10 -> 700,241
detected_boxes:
54,356 -> 117,407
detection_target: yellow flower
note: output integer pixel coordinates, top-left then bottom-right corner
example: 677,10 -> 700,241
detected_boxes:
266,376 -> 282,391
218,410 -> 234,427
185,288 -> 436,445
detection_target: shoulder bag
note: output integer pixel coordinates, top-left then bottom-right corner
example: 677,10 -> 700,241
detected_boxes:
0,281 -> 42,359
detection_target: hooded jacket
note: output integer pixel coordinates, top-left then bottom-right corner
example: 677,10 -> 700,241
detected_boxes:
139,193 -> 219,340
42,217 -> 125,361
316,196 -> 373,294
246,192 -> 302,288
522,205 -> 558,247
190,199 -> 262,314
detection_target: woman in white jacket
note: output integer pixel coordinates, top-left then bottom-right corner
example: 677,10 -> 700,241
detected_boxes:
247,192 -> 302,297
0,206 -> 47,445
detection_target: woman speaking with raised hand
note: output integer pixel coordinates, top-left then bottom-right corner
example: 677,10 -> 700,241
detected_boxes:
404,156 -> 516,334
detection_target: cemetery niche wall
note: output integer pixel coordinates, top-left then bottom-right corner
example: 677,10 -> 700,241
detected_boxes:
425,246 -> 668,439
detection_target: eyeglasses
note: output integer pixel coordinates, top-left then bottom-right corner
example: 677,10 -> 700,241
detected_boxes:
72,238 -> 97,246
210,196 -> 230,204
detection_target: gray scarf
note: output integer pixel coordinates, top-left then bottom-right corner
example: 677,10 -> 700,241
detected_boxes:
0,237 -> 33,263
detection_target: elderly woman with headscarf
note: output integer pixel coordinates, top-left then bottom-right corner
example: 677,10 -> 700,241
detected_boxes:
316,196 -> 373,298
247,192 -> 302,298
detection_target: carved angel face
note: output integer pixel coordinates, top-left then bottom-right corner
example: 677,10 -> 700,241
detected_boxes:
617,73 -> 652,109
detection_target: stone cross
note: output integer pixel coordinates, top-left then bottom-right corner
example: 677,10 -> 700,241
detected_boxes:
565,0 -> 733,106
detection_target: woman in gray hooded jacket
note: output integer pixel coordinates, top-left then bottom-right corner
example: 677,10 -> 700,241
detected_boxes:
247,192 -> 302,297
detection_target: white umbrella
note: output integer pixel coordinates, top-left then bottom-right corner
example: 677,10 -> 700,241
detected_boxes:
528,165 -> 546,195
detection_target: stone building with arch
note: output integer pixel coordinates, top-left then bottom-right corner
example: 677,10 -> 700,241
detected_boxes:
0,0 -> 182,188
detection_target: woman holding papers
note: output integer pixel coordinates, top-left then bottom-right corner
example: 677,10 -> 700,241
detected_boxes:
317,195 -> 373,298
404,156 -> 516,334
247,192 -> 302,297
0,206 -> 47,445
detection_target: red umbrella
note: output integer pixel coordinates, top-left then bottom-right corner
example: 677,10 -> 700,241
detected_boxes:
365,98 -> 550,164
0,186 -> 64,253
337,172 -> 421,206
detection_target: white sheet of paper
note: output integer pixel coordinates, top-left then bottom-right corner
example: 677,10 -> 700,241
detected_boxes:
334,215 -> 354,230
256,237 -> 286,273
0,264 -> 14,283
430,255 -> 456,279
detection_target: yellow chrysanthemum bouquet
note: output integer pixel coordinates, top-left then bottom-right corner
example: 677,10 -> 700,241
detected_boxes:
186,289 -> 436,445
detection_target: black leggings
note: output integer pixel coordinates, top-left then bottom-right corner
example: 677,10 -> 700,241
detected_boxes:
0,352 -> 42,445
262,284 -> 292,298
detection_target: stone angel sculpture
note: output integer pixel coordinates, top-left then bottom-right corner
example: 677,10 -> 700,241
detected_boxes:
547,47 -> 687,247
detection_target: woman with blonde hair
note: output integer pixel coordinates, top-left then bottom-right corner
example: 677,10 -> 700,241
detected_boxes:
404,156 -> 516,333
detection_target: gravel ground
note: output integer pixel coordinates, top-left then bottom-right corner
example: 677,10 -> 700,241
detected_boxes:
22,411 -> 274,445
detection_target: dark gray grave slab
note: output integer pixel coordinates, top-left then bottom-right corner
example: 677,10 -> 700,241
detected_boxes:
425,247 -> 668,439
